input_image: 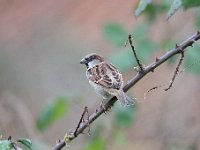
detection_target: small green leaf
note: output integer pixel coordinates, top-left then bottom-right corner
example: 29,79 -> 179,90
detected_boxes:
135,0 -> 152,17
0,140 -> 13,150
182,0 -> 200,9
143,4 -> 157,22
17,138 -> 32,149
167,0 -> 182,20
136,2 -> 169,22
114,103 -> 137,127
85,137 -> 106,150
103,23 -> 127,46
36,96 -> 68,130
0,140 -> 23,150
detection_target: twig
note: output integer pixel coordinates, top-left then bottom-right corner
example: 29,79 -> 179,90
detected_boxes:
52,31 -> 200,150
144,84 -> 165,100
85,107 -> 91,136
164,49 -> 184,91
8,136 -> 17,150
74,107 -> 88,137
128,34 -> 144,71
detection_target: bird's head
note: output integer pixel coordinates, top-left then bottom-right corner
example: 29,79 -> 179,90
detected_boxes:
80,53 -> 104,68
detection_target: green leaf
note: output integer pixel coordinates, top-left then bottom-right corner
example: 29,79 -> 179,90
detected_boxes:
103,23 -> 127,46
114,103 -> 137,127
0,140 -> 24,150
135,0 -> 152,17
143,4 -> 157,22
36,96 -> 68,130
85,137 -> 106,150
0,140 -> 13,150
167,0 -> 182,20
17,138 -> 32,149
182,0 -> 200,9
142,3 -> 169,22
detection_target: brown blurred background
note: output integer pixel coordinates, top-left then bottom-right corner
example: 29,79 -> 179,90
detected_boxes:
0,0 -> 200,150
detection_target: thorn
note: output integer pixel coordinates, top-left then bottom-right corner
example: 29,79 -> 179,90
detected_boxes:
187,41 -> 193,47
8,136 -> 12,141
124,40 -> 128,47
87,132 -> 91,136
56,139 -> 61,144
192,38 -> 197,45
156,57 -> 160,62
133,66 -> 140,72
107,105 -> 112,111
175,43 -> 183,52
82,119 -> 85,123
64,132 -> 73,143
103,109 -> 107,115
175,44 -> 179,49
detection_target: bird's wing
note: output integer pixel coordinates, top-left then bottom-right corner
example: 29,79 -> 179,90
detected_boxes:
87,62 -> 123,90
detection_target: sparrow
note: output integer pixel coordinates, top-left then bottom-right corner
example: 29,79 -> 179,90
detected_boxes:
80,53 -> 135,107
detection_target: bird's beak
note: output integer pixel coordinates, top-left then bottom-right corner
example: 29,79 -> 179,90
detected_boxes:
80,58 -> 86,64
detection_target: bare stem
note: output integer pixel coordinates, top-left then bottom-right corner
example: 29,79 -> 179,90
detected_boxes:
164,51 -> 184,91
74,107 -> 88,137
128,34 -> 144,71
52,31 -> 200,150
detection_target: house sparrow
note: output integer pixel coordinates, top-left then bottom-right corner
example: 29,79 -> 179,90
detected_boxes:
80,53 -> 135,107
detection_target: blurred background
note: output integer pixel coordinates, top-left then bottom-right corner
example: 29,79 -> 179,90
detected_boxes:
0,0 -> 200,150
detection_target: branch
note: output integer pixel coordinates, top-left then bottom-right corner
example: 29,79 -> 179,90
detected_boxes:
52,31 -> 200,150
74,107 -> 89,137
164,49 -> 184,91
128,34 -> 144,71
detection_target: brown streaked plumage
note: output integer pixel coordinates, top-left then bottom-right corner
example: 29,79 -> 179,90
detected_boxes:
80,53 -> 135,106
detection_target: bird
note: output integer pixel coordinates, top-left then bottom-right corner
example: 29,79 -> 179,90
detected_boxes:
80,53 -> 135,107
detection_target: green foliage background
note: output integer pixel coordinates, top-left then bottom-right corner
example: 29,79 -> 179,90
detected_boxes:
0,0 -> 200,150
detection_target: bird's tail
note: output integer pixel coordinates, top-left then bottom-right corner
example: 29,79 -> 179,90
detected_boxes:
116,90 -> 135,107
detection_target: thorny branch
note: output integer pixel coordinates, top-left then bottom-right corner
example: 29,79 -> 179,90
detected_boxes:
52,31 -> 200,150
128,34 -> 144,71
143,84 -> 165,100
144,49 -> 185,98
164,50 -> 185,91
74,107 -> 90,137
